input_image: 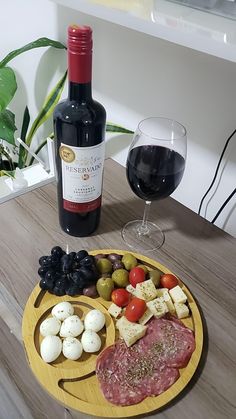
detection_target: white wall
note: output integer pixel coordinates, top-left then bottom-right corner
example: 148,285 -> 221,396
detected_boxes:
1,0 -> 236,236
0,0 -> 66,161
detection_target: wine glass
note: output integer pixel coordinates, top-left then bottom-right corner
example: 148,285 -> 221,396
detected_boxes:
122,117 -> 187,251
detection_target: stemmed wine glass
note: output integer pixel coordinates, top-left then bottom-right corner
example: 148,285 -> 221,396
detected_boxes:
122,117 -> 187,251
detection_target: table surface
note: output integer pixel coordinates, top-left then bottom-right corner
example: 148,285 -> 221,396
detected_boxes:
0,158 -> 235,419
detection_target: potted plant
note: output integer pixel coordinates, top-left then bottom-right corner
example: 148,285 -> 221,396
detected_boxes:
0,37 -> 133,187
0,37 -> 67,177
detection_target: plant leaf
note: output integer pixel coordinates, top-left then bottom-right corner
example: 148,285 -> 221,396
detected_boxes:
0,67 -> 17,112
1,146 -> 14,168
0,169 -> 15,178
25,70 -> 67,147
0,109 -> 17,144
18,106 -> 30,168
20,106 -> 30,140
0,38 -> 66,68
28,132 -> 54,166
106,123 -> 134,134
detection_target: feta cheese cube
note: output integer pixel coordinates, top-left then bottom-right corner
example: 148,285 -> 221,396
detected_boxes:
169,285 -> 187,304
147,297 -> 169,318
138,308 -> 153,325
116,316 -> 147,347
108,303 -> 122,318
135,279 -> 158,302
126,284 -> 137,297
174,302 -> 189,319
161,290 -> 176,315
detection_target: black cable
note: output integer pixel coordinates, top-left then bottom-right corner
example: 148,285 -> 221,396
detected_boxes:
211,188 -> 236,224
198,129 -> 236,215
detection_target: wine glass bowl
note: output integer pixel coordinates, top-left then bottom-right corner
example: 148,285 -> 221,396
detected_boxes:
122,117 -> 187,251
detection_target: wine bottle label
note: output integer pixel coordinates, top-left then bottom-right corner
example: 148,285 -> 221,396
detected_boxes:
59,142 -> 105,213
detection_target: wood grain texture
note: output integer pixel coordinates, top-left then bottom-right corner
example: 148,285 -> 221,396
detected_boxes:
0,158 -> 236,419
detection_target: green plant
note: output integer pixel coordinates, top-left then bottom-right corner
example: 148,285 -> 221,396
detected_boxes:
0,38 -> 67,174
0,37 -> 134,178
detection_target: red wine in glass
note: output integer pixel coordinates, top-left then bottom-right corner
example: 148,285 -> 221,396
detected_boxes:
127,145 -> 185,201
122,118 -> 187,251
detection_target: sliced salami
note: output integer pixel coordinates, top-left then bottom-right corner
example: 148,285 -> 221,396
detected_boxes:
96,316 -> 195,406
96,343 -> 146,406
138,316 -> 196,368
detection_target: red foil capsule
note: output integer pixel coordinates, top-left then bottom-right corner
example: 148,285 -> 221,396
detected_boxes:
68,24 -> 93,84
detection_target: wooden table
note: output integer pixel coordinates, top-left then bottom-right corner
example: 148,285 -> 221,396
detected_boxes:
0,159 -> 235,419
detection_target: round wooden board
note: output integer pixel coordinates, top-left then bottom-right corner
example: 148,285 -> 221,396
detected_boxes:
22,249 -> 203,418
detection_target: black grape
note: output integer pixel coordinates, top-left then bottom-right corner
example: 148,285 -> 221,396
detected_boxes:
51,246 -> 64,258
75,250 -> 88,263
80,255 -> 95,267
39,278 -> 49,290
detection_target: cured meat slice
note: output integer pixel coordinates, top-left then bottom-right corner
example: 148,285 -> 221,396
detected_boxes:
96,316 -> 195,406
127,362 -> 179,397
96,343 -> 146,406
96,339 -> 179,405
138,316 -> 196,368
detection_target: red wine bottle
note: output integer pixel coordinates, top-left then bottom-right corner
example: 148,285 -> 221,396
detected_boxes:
54,25 -> 106,237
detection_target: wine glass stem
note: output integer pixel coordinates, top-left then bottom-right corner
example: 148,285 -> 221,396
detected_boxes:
138,200 -> 151,235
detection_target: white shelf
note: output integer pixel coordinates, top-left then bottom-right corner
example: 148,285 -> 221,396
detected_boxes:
0,164 -> 55,204
51,0 -> 236,62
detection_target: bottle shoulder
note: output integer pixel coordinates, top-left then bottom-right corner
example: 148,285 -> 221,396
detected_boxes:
54,98 -> 106,124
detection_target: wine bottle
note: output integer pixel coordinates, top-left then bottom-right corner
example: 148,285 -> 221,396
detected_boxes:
54,25 -> 106,237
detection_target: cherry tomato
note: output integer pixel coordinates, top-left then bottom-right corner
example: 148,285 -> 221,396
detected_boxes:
125,297 -> 146,322
160,274 -> 179,289
111,288 -> 130,307
129,267 -> 146,288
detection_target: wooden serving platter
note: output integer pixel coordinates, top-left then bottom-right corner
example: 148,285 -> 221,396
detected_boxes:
22,249 -> 203,418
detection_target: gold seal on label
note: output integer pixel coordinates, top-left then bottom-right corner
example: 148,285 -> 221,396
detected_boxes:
59,146 -> 75,163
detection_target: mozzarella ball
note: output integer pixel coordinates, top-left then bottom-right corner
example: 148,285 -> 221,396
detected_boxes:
81,330 -> 101,353
84,310 -> 105,333
40,335 -> 62,363
60,315 -> 84,338
40,317 -> 61,337
51,302 -> 74,321
62,337 -> 83,360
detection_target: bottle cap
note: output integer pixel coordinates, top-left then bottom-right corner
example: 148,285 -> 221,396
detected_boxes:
68,24 -> 93,83
68,25 -> 92,54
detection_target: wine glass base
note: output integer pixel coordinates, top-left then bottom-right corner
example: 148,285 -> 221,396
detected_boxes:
121,220 -> 165,252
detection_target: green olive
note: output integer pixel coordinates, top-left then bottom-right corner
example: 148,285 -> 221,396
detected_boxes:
122,253 -> 138,270
96,258 -> 113,274
96,277 -> 114,301
112,269 -> 129,288
148,269 -> 163,287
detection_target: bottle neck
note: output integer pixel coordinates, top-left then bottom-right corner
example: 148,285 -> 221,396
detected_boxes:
69,81 -> 92,101
67,25 -> 93,102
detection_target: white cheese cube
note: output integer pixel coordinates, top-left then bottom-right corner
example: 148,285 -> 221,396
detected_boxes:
161,290 -> 176,315
138,308 -> 153,325
108,303 -> 122,319
116,316 -> 147,347
135,279 -> 158,302
174,302 -> 189,319
126,284 -> 137,297
169,285 -> 187,304
147,297 -> 169,318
